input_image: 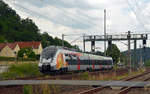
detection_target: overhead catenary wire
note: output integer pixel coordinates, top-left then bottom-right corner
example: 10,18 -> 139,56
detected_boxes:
8,0 -> 97,30
39,0 -> 98,28
49,0 -> 98,26
70,36 -> 82,44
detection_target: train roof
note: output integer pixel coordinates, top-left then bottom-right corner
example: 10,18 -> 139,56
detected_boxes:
44,45 -> 80,52
44,46 -> 112,59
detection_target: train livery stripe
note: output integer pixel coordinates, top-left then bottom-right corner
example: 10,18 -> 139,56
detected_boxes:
99,65 -> 102,69
77,57 -> 80,70
92,60 -> 95,69
56,53 -> 64,69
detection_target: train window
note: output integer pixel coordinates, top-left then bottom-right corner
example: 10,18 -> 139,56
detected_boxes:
99,60 -> 102,65
84,60 -> 86,65
73,55 -> 76,57
87,60 -> 89,65
101,60 -> 104,65
108,60 -> 111,65
71,60 -> 74,65
96,60 -> 99,65
106,60 -> 108,65
66,59 -> 69,62
89,60 -> 91,65
103,60 -> 106,65
89,60 -> 92,65
72,60 -> 75,65
86,60 -> 88,65
69,55 -> 73,59
85,60 -> 87,65
83,60 -> 86,65
65,54 -> 69,57
84,60 -> 87,65
104,61 -> 106,65
80,60 -> 83,65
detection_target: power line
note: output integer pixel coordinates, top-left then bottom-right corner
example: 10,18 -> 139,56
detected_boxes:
39,0 -> 97,27
49,0 -> 98,26
70,36 -> 82,44
8,0 -> 96,29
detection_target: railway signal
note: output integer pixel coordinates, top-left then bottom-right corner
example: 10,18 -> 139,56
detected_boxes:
83,32 -> 148,73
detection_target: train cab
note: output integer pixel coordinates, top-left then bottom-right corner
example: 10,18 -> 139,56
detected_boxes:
39,46 -> 58,73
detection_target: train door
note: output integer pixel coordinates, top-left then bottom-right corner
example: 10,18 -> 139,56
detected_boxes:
77,55 -> 80,70
92,59 -> 95,70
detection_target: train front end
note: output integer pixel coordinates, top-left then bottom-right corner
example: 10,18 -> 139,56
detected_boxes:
39,46 -> 57,73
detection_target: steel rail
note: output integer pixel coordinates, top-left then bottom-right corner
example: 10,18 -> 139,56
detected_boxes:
117,75 -> 150,94
78,70 -> 150,94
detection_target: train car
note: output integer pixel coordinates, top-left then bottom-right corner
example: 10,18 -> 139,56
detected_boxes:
38,46 -> 113,73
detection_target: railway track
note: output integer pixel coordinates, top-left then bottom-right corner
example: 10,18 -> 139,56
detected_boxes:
78,69 -> 150,94
117,74 -> 150,94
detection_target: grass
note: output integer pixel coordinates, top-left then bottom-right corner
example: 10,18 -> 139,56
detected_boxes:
76,69 -> 145,81
23,85 -> 33,94
40,84 -> 60,94
0,61 -> 38,66
1,63 -> 42,79
23,84 -> 60,94
80,72 -> 89,80
0,57 -> 37,61
41,84 -> 51,94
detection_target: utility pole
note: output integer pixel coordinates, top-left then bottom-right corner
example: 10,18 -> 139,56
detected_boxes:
104,9 -> 106,56
127,31 -> 131,74
62,34 -> 64,47
134,40 -> 137,68
83,34 -> 85,52
140,45 -> 143,69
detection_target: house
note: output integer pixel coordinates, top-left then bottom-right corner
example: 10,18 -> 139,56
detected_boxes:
7,43 -> 20,53
0,41 -> 43,57
16,41 -> 43,55
0,43 -> 16,57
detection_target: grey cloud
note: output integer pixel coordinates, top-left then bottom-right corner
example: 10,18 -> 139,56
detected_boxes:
13,2 -> 95,29
16,0 -> 97,10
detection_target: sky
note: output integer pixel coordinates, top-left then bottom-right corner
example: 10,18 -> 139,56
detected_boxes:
3,0 -> 150,52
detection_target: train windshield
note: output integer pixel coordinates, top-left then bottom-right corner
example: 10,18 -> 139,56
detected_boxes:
41,46 -> 57,59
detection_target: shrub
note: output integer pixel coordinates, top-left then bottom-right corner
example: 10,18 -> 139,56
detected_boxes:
1,63 -> 42,79
23,85 -> 33,94
0,57 -> 15,61
18,48 -> 36,58
0,57 -> 37,61
41,84 -> 51,94
81,72 -> 89,80
145,59 -> 150,66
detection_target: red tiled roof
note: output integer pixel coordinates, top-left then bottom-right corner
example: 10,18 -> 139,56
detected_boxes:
7,43 -> 18,50
16,41 -> 41,49
0,43 -> 7,50
0,41 -> 41,51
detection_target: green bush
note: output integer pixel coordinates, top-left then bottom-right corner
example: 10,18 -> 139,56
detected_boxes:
18,48 -> 36,58
0,57 -> 15,61
145,59 -> 150,66
23,85 -> 33,94
35,55 -> 40,60
1,63 -> 42,79
81,72 -> 89,80
0,57 -> 37,61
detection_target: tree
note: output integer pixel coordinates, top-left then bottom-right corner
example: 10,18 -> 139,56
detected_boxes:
0,0 -> 80,50
18,48 -> 36,58
120,53 -> 127,65
41,32 -> 53,48
106,44 -> 120,64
